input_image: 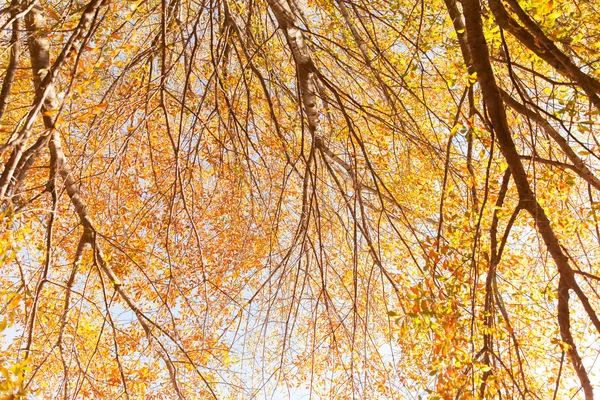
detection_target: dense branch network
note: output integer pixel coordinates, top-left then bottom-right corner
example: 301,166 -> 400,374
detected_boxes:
0,0 -> 599,398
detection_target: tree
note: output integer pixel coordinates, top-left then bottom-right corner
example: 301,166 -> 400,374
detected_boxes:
0,0 -> 599,397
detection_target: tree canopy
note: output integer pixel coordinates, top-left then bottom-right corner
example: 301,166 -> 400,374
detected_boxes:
0,0 -> 599,398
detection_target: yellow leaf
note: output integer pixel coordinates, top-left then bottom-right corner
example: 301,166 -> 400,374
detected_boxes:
46,7 -> 61,21
8,294 -> 21,311
42,109 -> 59,116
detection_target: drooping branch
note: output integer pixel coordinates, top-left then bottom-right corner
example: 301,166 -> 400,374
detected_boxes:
0,0 -> 106,199
23,178 -> 57,360
557,277 -> 594,399
444,0 -> 479,212
334,0 -> 395,109
266,0 -> 320,138
487,0 -> 600,109
15,3 -> 216,398
443,0 -> 474,75
501,89 -> 600,191
503,0 -> 600,97
0,0 -> 21,121
460,0 -> 598,396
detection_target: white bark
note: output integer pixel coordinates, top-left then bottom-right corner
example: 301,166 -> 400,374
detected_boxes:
17,3 -> 198,397
266,0 -> 320,138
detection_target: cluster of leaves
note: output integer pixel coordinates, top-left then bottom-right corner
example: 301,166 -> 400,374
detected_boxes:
0,0 -> 599,398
